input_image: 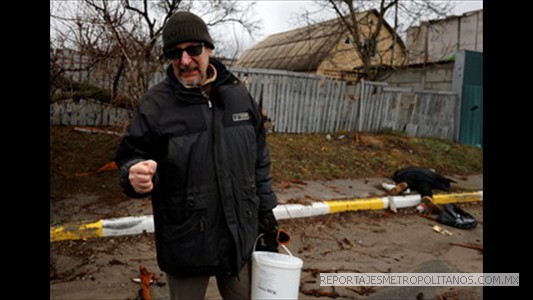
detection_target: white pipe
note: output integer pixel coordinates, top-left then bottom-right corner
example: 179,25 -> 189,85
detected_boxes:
51,191 -> 483,242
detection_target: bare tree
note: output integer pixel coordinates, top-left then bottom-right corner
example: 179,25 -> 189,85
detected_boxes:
50,1 -> 114,99
315,0 -> 454,81
50,0 -> 260,107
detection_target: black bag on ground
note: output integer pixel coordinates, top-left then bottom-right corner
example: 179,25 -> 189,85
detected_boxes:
437,204 -> 477,229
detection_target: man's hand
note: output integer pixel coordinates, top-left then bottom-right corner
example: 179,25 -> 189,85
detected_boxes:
128,160 -> 157,194
256,210 -> 279,252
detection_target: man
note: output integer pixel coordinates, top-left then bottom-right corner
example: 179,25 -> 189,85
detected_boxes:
388,166 -> 456,214
115,11 -> 279,299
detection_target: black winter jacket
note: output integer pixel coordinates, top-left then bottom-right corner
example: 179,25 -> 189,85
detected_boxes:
393,166 -> 453,192
115,58 -> 277,277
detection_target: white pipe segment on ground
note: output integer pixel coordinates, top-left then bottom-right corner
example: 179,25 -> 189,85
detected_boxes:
385,194 -> 425,209
273,202 -> 330,220
102,215 -> 155,237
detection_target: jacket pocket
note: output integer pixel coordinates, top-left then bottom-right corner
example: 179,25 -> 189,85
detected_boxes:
235,183 -> 260,260
159,191 -> 209,267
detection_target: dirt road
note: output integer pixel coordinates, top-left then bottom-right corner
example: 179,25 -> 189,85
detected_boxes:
51,200 -> 483,300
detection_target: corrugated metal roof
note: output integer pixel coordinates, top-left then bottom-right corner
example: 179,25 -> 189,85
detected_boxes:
236,17 -> 346,71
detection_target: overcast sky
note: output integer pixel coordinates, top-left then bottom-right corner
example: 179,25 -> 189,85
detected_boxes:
254,0 -> 483,38
50,0 -> 483,58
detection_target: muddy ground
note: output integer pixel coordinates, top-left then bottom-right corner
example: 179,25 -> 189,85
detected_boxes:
50,187 -> 484,300
50,127 -> 488,299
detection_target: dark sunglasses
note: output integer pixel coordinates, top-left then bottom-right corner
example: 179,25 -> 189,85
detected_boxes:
163,43 -> 204,60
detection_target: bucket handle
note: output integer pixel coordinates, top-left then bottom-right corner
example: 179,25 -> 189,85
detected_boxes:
280,244 -> 293,256
254,233 -> 293,257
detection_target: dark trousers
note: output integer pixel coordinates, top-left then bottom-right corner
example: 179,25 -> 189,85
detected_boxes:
167,261 -> 251,300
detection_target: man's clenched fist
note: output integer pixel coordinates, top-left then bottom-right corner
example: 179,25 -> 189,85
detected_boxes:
128,160 -> 157,194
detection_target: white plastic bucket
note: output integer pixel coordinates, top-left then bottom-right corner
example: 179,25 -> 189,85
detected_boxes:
251,245 -> 303,299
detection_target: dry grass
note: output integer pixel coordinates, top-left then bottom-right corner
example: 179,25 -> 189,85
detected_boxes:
267,131 -> 482,182
50,127 -> 483,199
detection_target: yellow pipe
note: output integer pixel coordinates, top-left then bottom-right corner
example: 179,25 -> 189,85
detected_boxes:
50,220 -> 103,242
326,197 -> 385,213
433,192 -> 481,204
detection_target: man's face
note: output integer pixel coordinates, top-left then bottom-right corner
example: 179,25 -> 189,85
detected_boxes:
170,42 -> 212,87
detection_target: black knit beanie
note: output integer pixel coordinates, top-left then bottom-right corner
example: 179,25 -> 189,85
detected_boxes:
162,11 -> 215,50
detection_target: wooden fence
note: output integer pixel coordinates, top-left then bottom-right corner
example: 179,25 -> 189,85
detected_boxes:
50,67 -> 458,140
352,82 -> 457,140
50,99 -> 130,126
231,67 -> 347,133
231,67 -> 458,140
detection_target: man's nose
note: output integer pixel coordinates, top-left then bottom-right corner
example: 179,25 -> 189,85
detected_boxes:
180,51 -> 193,65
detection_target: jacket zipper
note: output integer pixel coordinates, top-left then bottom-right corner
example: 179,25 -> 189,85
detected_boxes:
201,89 -> 212,108
200,216 -> 205,232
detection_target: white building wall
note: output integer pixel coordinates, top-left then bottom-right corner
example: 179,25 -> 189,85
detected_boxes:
406,10 -> 483,64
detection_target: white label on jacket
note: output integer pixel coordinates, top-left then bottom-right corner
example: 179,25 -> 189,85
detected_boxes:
232,112 -> 250,122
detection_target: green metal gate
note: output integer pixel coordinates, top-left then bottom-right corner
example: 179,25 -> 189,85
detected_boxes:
460,84 -> 483,146
458,51 -> 483,147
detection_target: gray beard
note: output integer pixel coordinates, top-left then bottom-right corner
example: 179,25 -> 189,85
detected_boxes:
178,74 -> 203,88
